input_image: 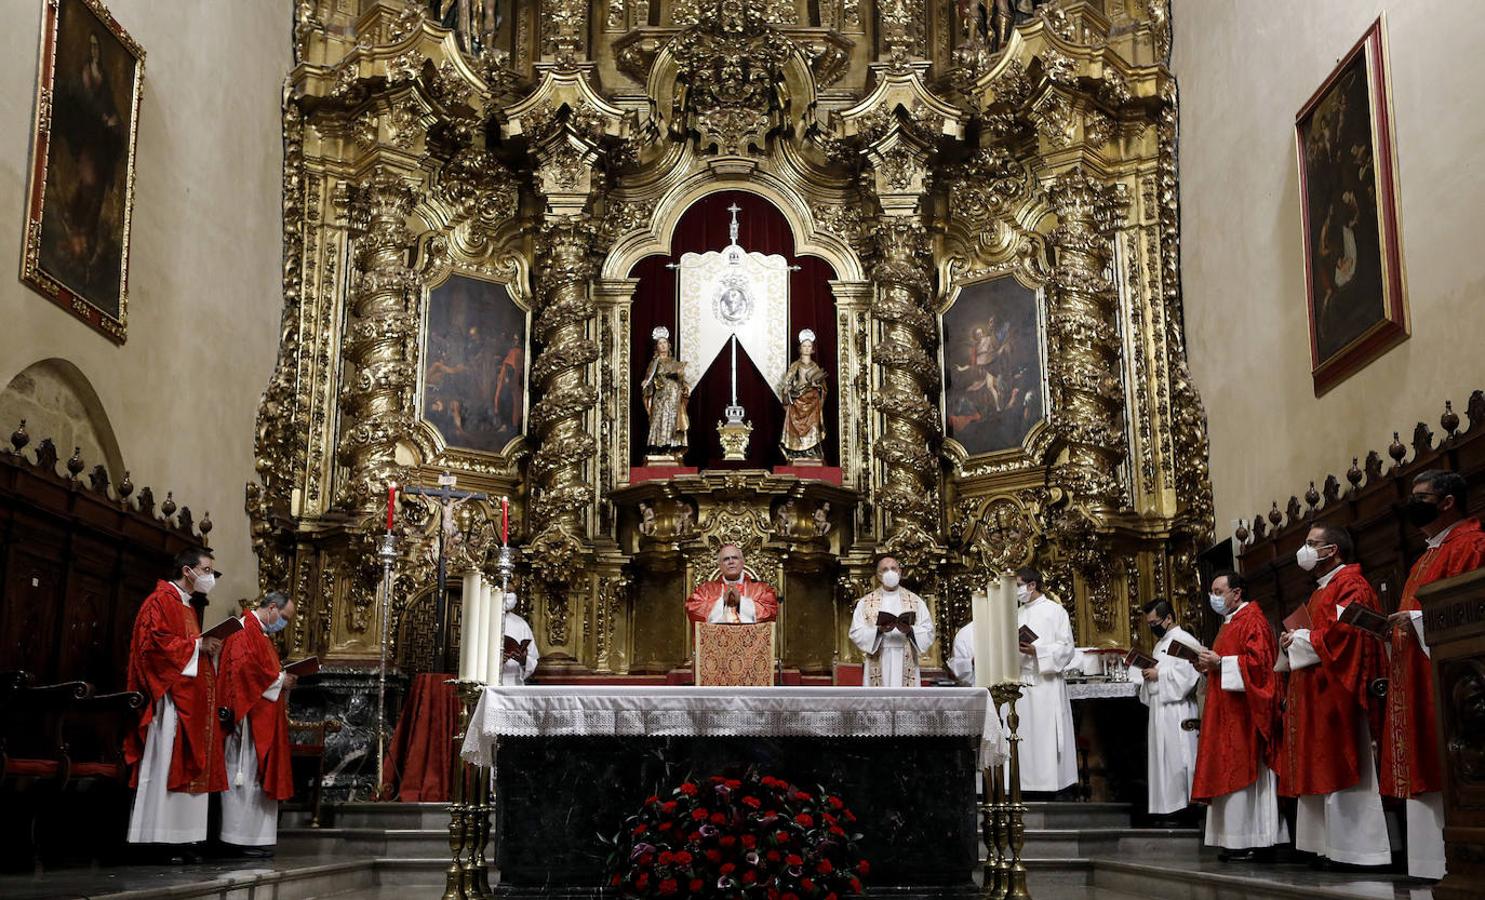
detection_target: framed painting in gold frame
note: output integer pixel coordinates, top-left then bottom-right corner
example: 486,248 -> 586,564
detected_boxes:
940,273 -> 1047,462
21,0 -> 144,344
1295,16 -> 1407,396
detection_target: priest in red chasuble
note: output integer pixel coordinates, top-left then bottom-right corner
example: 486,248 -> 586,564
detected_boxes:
1278,524 -> 1389,868
125,549 -> 227,851
219,591 -> 298,854
685,542 -> 779,623
1383,470 -> 1485,880
1192,571 -> 1286,860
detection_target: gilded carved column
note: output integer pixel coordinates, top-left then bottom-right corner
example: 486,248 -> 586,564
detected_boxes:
337,166 -> 421,515
1045,168 -> 1127,509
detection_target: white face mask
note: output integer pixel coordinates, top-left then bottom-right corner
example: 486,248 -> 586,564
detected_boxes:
1208,592 -> 1227,616
1296,544 -> 1322,572
504,593 -> 517,612
879,569 -> 901,590
191,570 -> 216,595
1016,585 -> 1030,604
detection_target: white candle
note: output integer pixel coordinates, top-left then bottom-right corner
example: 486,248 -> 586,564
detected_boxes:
459,570 -> 483,680
481,582 -> 501,684
971,590 -> 996,689
997,571 -> 1020,683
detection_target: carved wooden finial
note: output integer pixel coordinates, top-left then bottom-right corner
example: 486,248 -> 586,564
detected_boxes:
66,447 -> 85,477
161,491 -> 177,517
34,438 -> 58,473
1346,458 -> 1363,491
1234,519 -> 1251,545
1442,400 -> 1460,439
1468,390 -> 1485,431
1268,501 -> 1283,527
137,486 -> 155,517
1304,481 -> 1320,509
177,506 -> 194,534
1411,421 -> 1434,458
118,470 -> 134,502
1286,496 -> 1303,522
88,465 -> 110,495
1322,475 -> 1341,505
10,420 -> 29,453
1388,431 -> 1407,467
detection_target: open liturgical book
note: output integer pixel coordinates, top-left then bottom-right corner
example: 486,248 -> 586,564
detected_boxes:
1337,602 -> 1389,638
1163,640 -> 1202,664
284,656 -> 320,677
1124,648 -> 1158,670
875,610 -> 918,631
1018,624 -> 1038,644
504,636 -> 532,665
202,616 -> 244,641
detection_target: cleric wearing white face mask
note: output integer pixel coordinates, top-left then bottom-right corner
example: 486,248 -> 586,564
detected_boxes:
848,556 -> 934,687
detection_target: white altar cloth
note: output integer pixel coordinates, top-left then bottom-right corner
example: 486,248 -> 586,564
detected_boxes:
461,686 -> 1005,768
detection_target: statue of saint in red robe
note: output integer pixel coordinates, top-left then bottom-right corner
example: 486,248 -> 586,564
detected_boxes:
1383,513 -> 1485,879
218,604 -> 296,847
125,579 -> 226,844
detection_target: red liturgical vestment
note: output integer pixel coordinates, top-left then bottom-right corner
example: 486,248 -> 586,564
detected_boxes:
1279,564 -> 1384,797
1382,518 -> 1485,798
685,576 -> 779,623
124,581 -> 226,793
1192,602 -> 1279,801
219,613 -> 295,801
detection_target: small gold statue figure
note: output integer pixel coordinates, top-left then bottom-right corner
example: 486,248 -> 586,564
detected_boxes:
779,329 -> 827,463
640,326 -> 690,465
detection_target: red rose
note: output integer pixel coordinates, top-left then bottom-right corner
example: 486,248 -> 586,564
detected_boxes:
742,795 -> 762,809
658,822 -> 674,831
610,874 -> 621,886
775,831 -> 791,844
659,851 -> 674,865
741,834 -> 757,848
794,791 -> 812,801
674,850 -> 692,865
794,814 -> 814,827
721,863 -> 736,875
829,825 -> 845,837
710,775 -> 726,783
679,782 -> 699,796
658,878 -> 678,895
661,800 -> 678,814
786,854 -> 804,867
844,810 -> 856,823
783,893 -> 799,900
826,894 -> 838,900
632,824 -> 648,835
720,835 -> 737,847
691,808 -> 709,821
766,850 -> 781,862
857,860 -> 870,874
705,849 -> 722,863
726,778 -> 742,789
689,879 -> 704,893
635,872 -> 649,890
646,794 -> 660,805
742,870 -> 757,884
710,812 -> 727,825
849,877 -> 862,892
801,878 -> 815,891
638,853 -> 654,867
816,858 -> 833,874
828,796 -> 844,810
688,831 -> 702,843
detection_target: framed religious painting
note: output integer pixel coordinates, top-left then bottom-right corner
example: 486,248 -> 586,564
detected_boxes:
420,272 -> 530,458
21,0 -> 145,344
941,274 -> 1047,460
1296,17 -> 1408,396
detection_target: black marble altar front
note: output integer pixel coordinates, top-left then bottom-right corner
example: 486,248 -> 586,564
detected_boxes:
493,734 -> 978,896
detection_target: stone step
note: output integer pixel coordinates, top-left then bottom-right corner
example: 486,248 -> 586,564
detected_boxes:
92,859 -> 378,900
1087,858 -> 1422,900
1022,826 -> 1207,860
282,801 -> 451,831
1020,801 -> 1132,829
279,827 -> 472,860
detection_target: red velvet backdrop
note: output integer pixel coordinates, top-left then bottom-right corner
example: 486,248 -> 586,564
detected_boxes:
628,191 -> 839,469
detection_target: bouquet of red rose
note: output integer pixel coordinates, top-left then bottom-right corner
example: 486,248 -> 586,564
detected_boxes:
605,770 -> 870,898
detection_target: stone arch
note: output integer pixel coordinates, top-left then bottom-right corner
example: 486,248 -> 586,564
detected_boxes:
0,358 -> 125,479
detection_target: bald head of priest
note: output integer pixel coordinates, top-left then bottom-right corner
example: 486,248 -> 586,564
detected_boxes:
685,542 -> 779,623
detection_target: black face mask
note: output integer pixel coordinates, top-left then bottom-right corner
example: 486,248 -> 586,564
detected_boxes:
1150,623 -> 1169,639
1404,497 -> 1441,528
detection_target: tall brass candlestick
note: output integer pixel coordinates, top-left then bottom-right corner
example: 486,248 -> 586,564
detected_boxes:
980,758 -> 1007,899
443,679 -> 479,900
990,682 -> 1030,900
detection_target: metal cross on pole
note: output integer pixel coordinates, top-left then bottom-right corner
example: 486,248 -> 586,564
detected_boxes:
403,472 -> 488,674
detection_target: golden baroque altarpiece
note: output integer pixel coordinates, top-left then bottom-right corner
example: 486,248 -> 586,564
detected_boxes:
251,0 -> 1213,678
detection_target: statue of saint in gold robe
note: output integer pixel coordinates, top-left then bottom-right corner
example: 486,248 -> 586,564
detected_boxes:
779,333 -> 827,461
641,329 -> 689,462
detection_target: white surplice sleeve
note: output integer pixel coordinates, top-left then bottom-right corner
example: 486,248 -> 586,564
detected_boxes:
848,599 -> 881,657
948,626 -> 974,685
911,600 -> 934,657
1032,605 -> 1075,674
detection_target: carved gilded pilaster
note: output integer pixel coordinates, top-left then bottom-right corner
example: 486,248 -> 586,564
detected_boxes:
1044,167 -> 1127,510
337,166 -> 422,516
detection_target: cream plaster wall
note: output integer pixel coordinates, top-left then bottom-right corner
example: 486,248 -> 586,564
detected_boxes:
0,1 -> 288,616
1174,0 -> 1485,541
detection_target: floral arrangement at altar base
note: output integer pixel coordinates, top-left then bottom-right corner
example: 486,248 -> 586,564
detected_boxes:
605,770 -> 870,898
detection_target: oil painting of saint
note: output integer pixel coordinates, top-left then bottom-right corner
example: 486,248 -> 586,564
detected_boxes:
942,276 -> 1044,457
23,0 -> 145,342
422,275 -> 528,454
1295,19 -> 1407,394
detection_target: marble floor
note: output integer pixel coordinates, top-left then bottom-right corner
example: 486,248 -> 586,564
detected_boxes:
0,855 -> 372,900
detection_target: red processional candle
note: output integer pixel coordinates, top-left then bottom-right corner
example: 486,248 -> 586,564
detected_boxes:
386,484 -> 397,531
501,496 -> 510,545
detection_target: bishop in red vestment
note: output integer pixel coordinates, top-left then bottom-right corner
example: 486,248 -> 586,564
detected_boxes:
1192,571 -> 1285,858
1279,525 -> 1389,867
125,550 -> 227,848
1382,471 -> 1485,879
218,592 -> 298,851
685,542 -> 779,623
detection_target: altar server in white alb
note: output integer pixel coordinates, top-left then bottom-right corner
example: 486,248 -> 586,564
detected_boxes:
849,556 -> 934,687
1014,567 -> 1078,793
499,592 -> 539,685
947,622 -> 975,686
1133,599 -> 1201,818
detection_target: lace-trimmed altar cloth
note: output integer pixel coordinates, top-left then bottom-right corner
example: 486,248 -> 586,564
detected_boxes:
461,686 -> 1006,769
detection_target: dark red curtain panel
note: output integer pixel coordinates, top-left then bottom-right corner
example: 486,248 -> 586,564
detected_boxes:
628,190 -> 839,469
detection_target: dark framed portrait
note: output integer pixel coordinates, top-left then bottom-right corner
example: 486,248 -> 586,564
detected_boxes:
422,274 -> 529,455
21,0 -> 145,344
942,275 -> 1045,458
1296,17 -> 1408,396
